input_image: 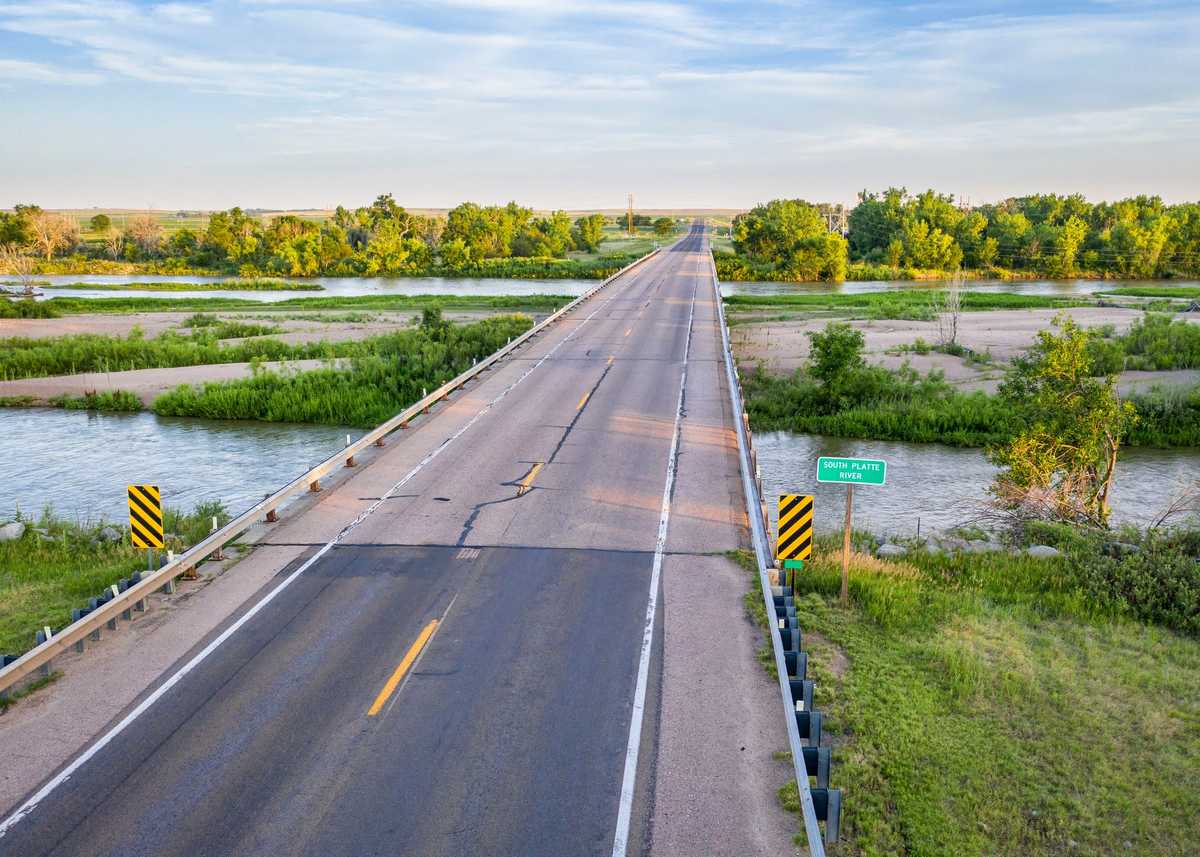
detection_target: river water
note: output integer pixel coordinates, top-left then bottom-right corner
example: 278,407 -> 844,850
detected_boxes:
757,432 -> 1200,537
3,408 -> 1197,535
32,275 -> 597,302
28,274 -> 1199,302
0,409 -> 356,523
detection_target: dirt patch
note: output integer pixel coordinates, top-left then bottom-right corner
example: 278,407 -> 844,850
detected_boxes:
804,629 -> 850,680
732,307 -> 1200,394
0,359 -> 348,405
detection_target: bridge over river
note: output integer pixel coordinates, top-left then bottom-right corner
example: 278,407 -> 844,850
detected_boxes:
0,226 -> 835,856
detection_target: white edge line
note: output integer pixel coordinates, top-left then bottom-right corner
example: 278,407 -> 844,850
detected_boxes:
611,231 -> 700,857
0,267 -> 626,840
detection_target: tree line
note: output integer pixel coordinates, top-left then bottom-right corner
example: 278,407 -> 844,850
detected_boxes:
0,197 -> 679,277
726,191 -> 1200,281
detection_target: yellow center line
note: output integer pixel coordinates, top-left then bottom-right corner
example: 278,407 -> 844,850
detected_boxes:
517,461 -> 544,496
576,390 -> 592,411
624,328 -> 632,337
367,619 -> 439,716
607,355 -> 615,366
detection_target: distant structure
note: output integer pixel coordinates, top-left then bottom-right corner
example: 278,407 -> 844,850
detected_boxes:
818,203 -> 848,236
627,193 -> 635,236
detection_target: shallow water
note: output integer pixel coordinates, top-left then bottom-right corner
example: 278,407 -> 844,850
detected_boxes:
34,275 -> 596,302
756,432 -> 1200,537
0,409 -> 356,523
721,277 -> 1199,297
29,273 -> 1198,302
3,408 -> 1197,538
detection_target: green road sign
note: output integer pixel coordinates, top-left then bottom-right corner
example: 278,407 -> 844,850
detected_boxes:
817,456 -> 887,486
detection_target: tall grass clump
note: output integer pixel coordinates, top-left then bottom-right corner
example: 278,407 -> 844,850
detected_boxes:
0,501 -> 231,658
0,326 -> 356,380
49,390 -> 142,412
0,299 -> 59,319
1095,313 -> 1200,370
153,312 -> 533,427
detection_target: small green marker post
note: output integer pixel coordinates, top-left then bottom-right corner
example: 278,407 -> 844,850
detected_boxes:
784,559 -> 804,597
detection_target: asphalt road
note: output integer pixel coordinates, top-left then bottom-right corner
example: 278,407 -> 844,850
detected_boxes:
1,226 -> 737,856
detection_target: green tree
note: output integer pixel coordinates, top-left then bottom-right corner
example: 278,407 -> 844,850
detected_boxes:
989,316 -> 1137,527
808,322 -> 865,389
572,213 -> 606,253
89,213 -> 112,233
653,217 -> 675,239
733,199 -> 848,281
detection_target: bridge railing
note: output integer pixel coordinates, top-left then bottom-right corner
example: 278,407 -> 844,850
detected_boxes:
0,248 -> 662,700
707,246 -> 841,852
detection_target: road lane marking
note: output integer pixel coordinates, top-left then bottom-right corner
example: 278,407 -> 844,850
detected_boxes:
367,620 -> 439,716
624,327 -> 632,337
576,390 -> 592,411
607,355 -> 615,366
0,261 -> 628,841
611,238 -> 700,857
516,461 -> 544,496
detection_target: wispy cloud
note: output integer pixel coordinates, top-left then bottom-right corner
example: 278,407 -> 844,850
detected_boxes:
0,57 -> 101,84
0,0 -> 1197,206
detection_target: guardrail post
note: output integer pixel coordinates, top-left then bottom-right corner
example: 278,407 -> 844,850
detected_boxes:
374,437 -> 386,447
309,479 -> 321,493
106,587 -> 120,629
211,517 -> 225,560
35,628 -> 53,676
162,551 -> 177,594
345,433 -> 357,467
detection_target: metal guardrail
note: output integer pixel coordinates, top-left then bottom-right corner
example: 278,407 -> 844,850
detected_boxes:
706,248 -> 840,851
0,248 -> 662,699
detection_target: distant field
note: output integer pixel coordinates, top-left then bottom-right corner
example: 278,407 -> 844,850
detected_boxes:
40,207 -> 741,242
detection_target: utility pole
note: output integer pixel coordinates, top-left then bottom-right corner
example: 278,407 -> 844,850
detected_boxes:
627,193 -> 634,236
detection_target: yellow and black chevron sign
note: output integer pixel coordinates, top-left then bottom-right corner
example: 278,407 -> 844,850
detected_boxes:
777,494 -> 813,561
127,484 -> 164,549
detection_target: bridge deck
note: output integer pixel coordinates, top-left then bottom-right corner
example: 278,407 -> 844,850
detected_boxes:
1,228 -> 792,856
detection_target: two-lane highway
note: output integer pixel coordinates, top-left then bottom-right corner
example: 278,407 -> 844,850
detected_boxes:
1,226 -> 751,856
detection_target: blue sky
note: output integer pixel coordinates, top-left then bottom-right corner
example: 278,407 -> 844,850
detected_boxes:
1,0 -> 1197,210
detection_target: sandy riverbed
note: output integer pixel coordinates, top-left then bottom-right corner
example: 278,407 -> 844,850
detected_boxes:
0,308 -> 547,404
0,308 -> 525,342
731,306 -> 1200,393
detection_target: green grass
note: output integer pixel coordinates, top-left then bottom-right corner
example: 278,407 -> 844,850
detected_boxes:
0,299 -> 60,319
152,313 -> 534,427
724,290 -> 1090,321
177,317 -> 283,339
43,293 -> 574,316
1103,286 -> 1200,299
43,278 -> 324,292
0,327 -> 356,380
50,390 -> 142,412
0,502 -> 231,657
1087,313 -> 1200,372
742,365 -> 1200,447
780,538 -> 1200,856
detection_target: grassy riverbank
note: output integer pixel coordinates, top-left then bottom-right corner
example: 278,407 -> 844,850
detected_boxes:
793,533 -> 1198,856
0,326 -> 351,380
44,279 -> 324,292
39,293 -> 573,315
724,290 -> 1090,322
739,525 -> 1200,855
742,364 -> 1200,448
0,503 -> 230,660
152,313 -> 533,427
